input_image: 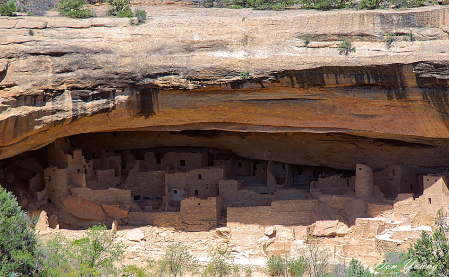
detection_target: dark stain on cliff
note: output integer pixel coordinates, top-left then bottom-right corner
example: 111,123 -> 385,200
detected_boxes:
136,87 -> 159,118
415,62 -> 449,125
279,64 -> 409,100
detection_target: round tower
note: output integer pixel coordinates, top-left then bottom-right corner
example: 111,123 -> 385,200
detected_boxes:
355,164 -> 374,197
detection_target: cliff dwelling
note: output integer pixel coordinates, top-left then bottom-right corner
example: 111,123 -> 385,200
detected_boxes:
2,129 -> 449,237
4,5 -> 449,270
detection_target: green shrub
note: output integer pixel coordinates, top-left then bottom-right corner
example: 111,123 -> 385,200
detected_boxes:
339,38 -> 355,55
239,70 -> 250,80
29,29 -> 35,36
385,34 -> 394,48
203,246 -> 234,277
288,256 -> 308,277
390,0 -> 424,8
0,1 -> 17,16
39,224 -> 124,276
358,0 -> 381,9
108,0 -> 134,18
406,208 -> 449,276
216,0 -> 295,10
201,246 -> 239,277
340,259 -> 375,277
122,264 -> 149,277
162,242 -> 195,277
304,35 -> 311,46
267,255 -> 286,276
58,0 -> 92,18
244,267 -> 252,277
135,8 -> 146,24
0,187 -> 39,276
300,0 -> 345,10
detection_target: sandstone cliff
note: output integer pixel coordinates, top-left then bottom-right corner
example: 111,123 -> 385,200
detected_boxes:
2,6 -> 449,169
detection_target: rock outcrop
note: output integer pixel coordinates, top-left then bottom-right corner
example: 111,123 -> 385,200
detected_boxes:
1,6 -> 449,169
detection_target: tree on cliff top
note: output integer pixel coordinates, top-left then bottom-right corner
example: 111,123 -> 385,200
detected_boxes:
0,186 -> 39,276
58,0 -> 92,18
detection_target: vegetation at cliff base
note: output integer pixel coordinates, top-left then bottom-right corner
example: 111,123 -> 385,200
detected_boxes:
0,187 -> 39,276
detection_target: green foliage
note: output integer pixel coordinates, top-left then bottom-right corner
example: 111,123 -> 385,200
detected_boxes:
58,0 -> 92,18
338,38 -> 355,55
108,0 -> 134,18
304,35 -> 311,46
208,0 -> 424,10
390,0 -> 424,8
385,34 -> 394,48
267,255 -> 286,276
203,246 -> 235,277
406,208 -> 448,276
163,242 -> 195,277
408,30 -> 415,41
0,1 -> 17,16
39,224 -> 123,277
0,187 -> 39,276
288,256 -> 308,277
122,264 -> 148,277
300,0 -> 345,10
244,267 -> 252,277
239,70 -> 250,80
358,0 -> 380,9
215,0 -> 296,10
29,29 -> 35,36
340,259 -> 375,277
135,8 -> 146,24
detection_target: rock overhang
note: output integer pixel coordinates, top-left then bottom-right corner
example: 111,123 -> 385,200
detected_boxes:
1,6 -> 449,166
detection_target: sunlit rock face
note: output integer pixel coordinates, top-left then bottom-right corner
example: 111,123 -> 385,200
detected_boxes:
1,6 -> 449,166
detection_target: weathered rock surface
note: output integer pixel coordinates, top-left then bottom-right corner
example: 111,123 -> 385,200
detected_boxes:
128,228 -> 145,241
61,195 -> 106,221
102,204 -> 130,219
2,6 -> 449,169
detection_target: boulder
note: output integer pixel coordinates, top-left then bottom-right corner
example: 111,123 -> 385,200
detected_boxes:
61,195 -> 106,221
264,226 -> 276,237
309,220 -> 349,237
128,228 -> 145,242
102,204 -> 129,219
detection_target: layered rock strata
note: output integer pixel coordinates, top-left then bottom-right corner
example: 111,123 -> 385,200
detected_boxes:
1,6 -> 449,167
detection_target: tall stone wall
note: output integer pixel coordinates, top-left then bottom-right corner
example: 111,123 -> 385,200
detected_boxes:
355,164 -> 374,198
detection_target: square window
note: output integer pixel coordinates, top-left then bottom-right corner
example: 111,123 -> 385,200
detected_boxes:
174,190 -> 178,195
180,160 -> 186,166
